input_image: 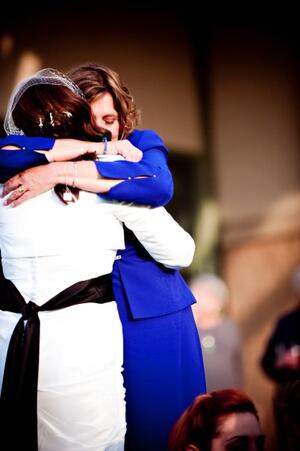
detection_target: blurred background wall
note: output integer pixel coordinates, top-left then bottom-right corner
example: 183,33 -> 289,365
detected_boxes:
1,3 -> 299,449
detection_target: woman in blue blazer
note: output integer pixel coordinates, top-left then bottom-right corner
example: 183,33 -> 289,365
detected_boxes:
0,64 -> 206,451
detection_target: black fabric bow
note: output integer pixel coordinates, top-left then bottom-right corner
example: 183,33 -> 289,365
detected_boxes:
0,273 -> 113,451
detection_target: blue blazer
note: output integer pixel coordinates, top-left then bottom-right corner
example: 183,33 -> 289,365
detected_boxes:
0,130 -> 196,319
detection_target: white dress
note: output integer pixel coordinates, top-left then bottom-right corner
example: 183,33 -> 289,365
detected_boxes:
0,186 -> 195,451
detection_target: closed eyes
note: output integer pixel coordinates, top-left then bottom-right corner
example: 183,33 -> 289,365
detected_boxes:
103,115 -> 117,125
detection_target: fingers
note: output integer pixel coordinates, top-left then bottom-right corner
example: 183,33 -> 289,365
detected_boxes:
126,149 -> 142,162
120,146 -> 143,162
1,175 -> 23,197
1,174 -> 31,206
132,149 -> 143,162
3,184 -> 28,206
112,141 -> 143,162
5,190 -> 33,207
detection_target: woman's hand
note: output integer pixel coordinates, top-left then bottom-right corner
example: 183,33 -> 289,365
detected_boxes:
107,140 -> 143,162
1,165 -> 58,206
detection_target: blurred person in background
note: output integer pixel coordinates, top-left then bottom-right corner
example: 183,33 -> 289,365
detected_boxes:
260,267 -> 300,451
168,388 -> 265,451
190,273 -> 243,392
0,63 -> 206,451
260,265 -> 300,386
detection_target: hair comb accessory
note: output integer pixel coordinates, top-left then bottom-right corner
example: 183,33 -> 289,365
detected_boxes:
49,112 -> 55,127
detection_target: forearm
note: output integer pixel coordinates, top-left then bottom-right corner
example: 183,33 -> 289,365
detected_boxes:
45,139 -> 142,163
49,161 -> 124,192
65,160 -> 100,179
63,160 -> 124,193
66,176 -> 123,193
42,161 -> 122,193
46,139 -> 104,162
32,160 -> 101,184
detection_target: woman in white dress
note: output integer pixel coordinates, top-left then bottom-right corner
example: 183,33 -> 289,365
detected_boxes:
0,69 -> 195,451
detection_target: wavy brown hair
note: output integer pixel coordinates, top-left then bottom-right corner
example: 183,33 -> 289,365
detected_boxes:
67,63 -> 140,139
168,389 -> 260,451
12,84 -> 105,204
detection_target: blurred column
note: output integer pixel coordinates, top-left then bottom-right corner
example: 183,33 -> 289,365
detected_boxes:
187,20 -> 220,275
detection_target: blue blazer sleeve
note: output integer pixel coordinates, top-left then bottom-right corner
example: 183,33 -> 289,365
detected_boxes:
0,150 -> 48,183
0,135 -> 53,182
97,129 -> 174,207
0,135 -> 55,151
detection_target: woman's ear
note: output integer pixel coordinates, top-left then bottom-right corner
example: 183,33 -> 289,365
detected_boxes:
186,445 -> 199,451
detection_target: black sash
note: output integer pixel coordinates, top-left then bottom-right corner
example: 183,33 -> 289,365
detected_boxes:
0,273 -> 114,451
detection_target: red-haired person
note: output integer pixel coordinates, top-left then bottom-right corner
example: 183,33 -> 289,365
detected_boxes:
168,389 -> 265,451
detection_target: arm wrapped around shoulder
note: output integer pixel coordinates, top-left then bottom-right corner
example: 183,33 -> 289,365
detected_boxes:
115,204 -> 195,270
